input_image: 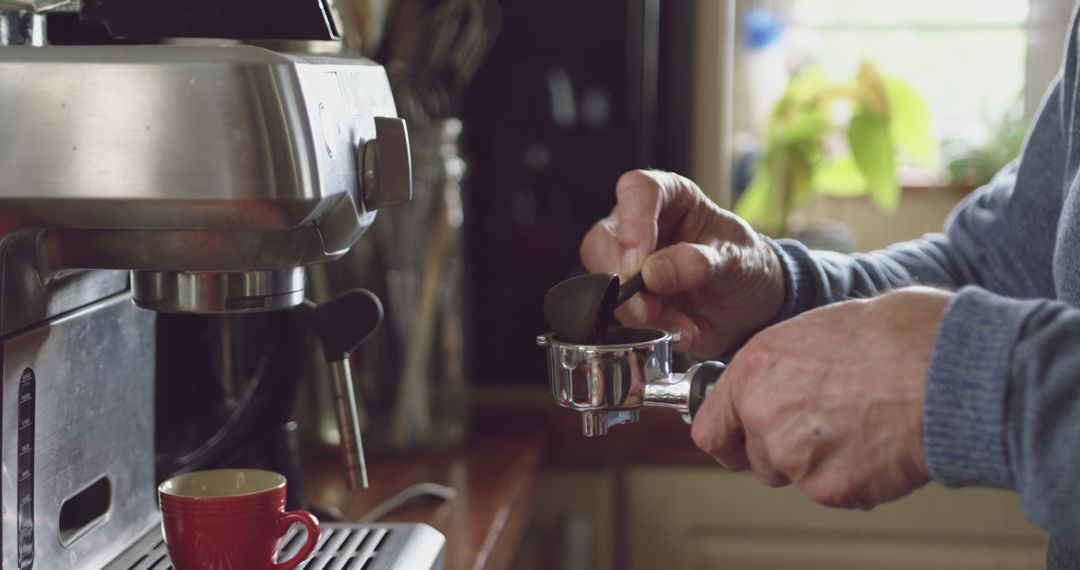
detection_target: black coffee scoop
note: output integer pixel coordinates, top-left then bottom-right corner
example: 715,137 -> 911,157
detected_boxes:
544,272 -> 646,344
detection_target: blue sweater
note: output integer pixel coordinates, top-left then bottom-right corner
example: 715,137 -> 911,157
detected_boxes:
772,7 -> 1080,564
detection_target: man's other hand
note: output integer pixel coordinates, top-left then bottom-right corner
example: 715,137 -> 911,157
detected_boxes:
691,287 -> 952,510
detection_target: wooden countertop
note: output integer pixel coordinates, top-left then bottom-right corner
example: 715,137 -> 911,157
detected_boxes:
303,388 -> 710,570
303,410 -> 545,570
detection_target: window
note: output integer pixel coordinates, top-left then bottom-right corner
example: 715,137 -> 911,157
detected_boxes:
787,0 -> 1029,145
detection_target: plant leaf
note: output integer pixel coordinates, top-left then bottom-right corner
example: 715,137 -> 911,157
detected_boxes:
855,61 -> 890,119
735,163 -> 784,236
814,155 -> 868,197
780,107 -> 828,145
786,67 -> 829,102
848,111 -> 900,212
885,78 -> 938,167
786,145 -> 818,210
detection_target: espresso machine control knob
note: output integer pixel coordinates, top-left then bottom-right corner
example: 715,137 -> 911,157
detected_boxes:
360,117 -> 413,210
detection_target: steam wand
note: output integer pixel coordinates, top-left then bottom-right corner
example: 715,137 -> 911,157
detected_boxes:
293,289 -> 384,490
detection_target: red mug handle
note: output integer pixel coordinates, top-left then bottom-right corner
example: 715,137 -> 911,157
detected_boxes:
274,510 -> 321,570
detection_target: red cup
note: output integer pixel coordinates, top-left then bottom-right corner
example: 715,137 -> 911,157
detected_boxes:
158,469 -> 320,570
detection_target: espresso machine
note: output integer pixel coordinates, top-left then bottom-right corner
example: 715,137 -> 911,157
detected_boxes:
0,1 -> 444,568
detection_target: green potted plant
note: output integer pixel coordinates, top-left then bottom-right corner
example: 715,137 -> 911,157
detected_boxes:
735,62 -> 938,237
943,96 -> 1027,192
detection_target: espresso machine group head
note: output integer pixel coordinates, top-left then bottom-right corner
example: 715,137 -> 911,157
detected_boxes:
0,4 -> 445,568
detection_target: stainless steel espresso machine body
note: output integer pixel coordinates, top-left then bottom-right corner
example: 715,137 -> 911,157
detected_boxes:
0,23 -> 443,569
1,44 -> 405,309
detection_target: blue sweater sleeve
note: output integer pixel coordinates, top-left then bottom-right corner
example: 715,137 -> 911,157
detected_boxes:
926,288 -> 1080,541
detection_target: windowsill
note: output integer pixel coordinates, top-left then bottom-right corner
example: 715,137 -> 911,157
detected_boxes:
898,167 -> 978,196
901,182 -> 976,195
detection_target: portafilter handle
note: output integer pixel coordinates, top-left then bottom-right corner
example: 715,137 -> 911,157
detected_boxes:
570,362 -> 726,436
292,289 -> 383,491
642,361 -> 726,422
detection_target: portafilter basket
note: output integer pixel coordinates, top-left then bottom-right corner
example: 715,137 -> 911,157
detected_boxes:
536,327 -> 725,436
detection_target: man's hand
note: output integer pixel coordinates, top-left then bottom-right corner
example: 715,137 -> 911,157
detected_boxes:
691,287 -> 952,510
580,170 -> 785,357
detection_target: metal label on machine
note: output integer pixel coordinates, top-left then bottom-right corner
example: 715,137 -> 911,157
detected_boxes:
17,367 -> 34,569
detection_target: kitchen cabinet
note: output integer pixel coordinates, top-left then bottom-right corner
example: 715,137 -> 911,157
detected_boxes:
524,466 -> 1046,569
516,471 -> 619,570
626,467 -> 1045,570
474,393 -> 1045,569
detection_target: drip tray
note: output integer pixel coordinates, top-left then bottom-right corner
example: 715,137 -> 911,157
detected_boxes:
104,522 -> 446,570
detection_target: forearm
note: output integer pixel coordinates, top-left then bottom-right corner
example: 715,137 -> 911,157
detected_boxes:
769,231 -> 971,320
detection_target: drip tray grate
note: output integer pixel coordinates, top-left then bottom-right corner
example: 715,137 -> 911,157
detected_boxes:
105,522 -> 446,570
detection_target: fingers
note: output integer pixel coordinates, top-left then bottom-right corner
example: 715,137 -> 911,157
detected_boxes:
692,378 -> 790,487
580,215 -> 621,274
613,170 -> 700,274
613,296 -> 701,351
652,303 -> 701,352
798,468 -> 860,510
691,375 -> 750,470
582,170 -> 704,280
691,338 -> 790,488
746,435 -> 792,488
614,171 -> 661,274
641,242 -> 720,295
613,291 -> 659,325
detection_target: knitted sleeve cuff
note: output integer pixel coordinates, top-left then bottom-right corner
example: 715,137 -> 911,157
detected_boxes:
923,286 -> 1033,489
761,236 -> 818,323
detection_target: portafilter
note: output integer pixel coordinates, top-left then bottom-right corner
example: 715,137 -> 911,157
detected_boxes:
536,327 -> 725,435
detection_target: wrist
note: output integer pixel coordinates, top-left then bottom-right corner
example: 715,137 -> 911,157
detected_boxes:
759,235 -> 814,324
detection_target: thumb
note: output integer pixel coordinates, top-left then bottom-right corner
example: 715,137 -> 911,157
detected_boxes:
641,242 -> 720,295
